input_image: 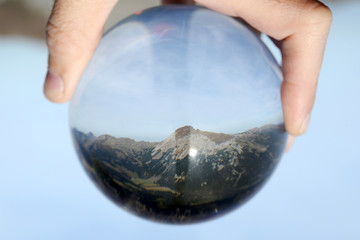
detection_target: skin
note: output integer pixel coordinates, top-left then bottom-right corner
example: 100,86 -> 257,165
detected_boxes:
44,0 -> 332,150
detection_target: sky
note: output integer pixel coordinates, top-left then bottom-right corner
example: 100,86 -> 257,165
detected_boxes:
70,6 -> 283,141
0,1 -> 360,240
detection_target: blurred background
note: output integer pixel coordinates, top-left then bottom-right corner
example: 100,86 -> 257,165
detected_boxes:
0,0 -> 359,239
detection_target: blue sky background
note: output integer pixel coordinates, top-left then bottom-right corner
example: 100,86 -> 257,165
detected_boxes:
0,1 -> 359,239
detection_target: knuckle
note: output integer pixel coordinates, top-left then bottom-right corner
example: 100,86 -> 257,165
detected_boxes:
46,16 -> 94,58
303,1 -> 333,27
46,18 -> 80,56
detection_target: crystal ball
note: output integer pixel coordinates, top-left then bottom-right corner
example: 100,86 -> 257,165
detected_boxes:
69,5 -> 287,224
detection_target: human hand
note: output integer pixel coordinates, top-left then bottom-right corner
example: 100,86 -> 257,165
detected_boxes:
44,0 -> 332,146
44,0 -> 193,103
195,0 -> 332,149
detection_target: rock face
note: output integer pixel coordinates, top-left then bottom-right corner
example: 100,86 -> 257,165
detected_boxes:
72,124 -> 287,223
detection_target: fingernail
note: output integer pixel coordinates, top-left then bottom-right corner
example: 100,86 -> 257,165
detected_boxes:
44,70 -> 63,100
300,114 -> 311,134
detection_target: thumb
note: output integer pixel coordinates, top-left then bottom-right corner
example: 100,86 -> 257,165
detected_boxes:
44,0 -> 118,103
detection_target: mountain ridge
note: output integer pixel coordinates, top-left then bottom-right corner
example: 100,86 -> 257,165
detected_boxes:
71,123 -> 287,223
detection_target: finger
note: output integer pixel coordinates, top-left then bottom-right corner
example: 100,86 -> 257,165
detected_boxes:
162,0 -> 195,4
195,0 -> 332,136
285,135 -> 295,153
44,0 -> 118,103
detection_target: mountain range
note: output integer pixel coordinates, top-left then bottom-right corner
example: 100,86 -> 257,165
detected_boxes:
72,124 -> 287,223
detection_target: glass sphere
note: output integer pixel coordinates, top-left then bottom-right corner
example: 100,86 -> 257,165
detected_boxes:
69,5 -> 287,224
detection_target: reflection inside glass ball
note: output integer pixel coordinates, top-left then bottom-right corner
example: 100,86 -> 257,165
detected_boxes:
69,5 -> 287,224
